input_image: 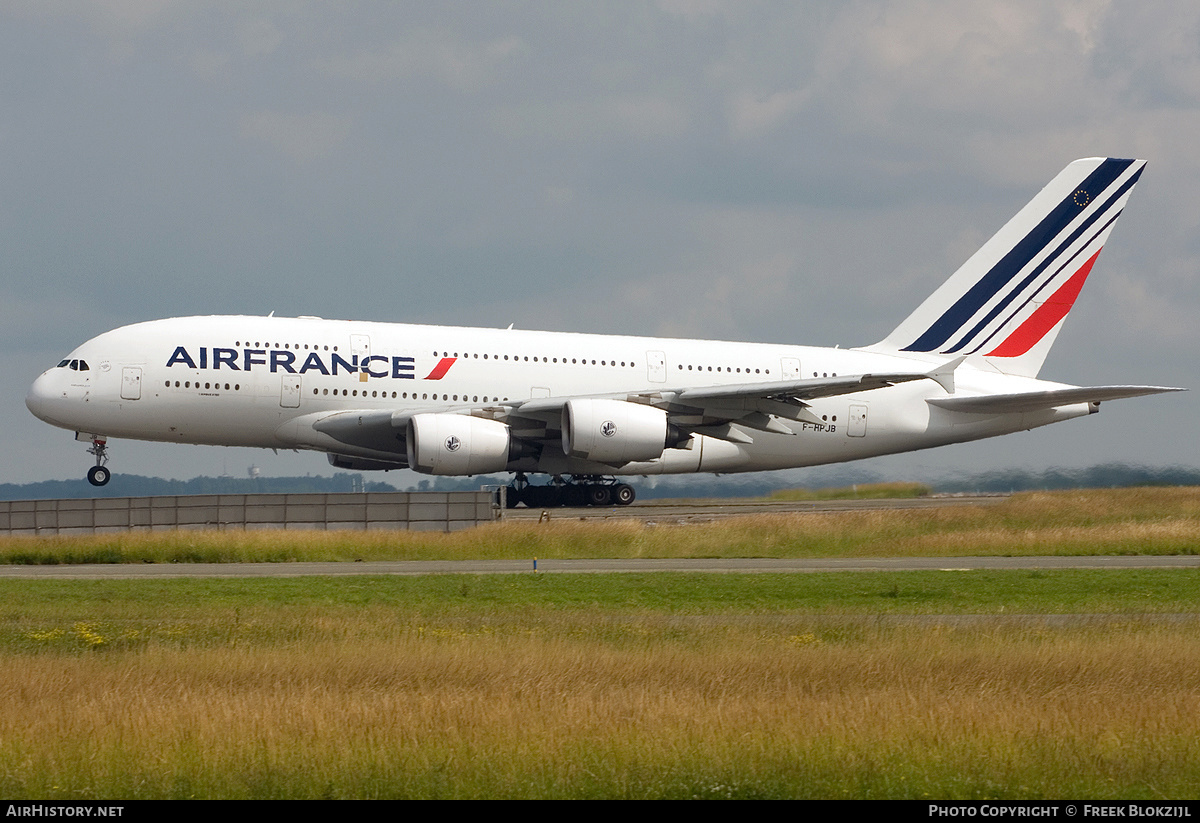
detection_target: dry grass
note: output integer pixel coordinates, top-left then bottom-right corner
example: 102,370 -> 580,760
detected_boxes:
3,616 -> 1200,798
4,486 -> 1200,563
769,481 -> 932,500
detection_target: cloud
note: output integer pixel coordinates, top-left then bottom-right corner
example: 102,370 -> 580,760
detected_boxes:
188,49 -> 232,81
238,17 -> 284,58
317,28 -> 525,91
5,0 -> 177,60
493,95 -> 690,142
728,88 -> 812,139
656,0 -> 729,19
239,110 -> 352,163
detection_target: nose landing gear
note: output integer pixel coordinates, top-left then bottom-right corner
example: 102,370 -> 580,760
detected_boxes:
86,437 -> 111,487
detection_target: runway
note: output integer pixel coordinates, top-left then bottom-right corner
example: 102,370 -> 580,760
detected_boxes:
502,493 -> 1007,523
2,555 -> 1198,579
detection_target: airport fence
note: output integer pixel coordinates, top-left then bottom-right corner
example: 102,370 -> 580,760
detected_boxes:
0,490 -> 504,536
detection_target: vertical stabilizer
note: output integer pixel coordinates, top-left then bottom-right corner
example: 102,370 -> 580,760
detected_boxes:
871,158 -> 1145,377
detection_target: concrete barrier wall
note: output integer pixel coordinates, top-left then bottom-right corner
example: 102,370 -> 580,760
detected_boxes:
0,490 -> 504,536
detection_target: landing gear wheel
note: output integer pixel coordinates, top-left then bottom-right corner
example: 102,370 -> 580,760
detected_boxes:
85,437 -> 111,487
586,484 -> 612,507
506,475 -> 638,509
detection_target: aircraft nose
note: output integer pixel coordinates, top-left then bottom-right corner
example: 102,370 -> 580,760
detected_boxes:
26,371 -> 65,425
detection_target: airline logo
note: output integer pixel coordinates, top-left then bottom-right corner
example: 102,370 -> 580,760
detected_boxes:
424,357 -> 456,380
902,158 -> 1142,358
165,346 -> 419,379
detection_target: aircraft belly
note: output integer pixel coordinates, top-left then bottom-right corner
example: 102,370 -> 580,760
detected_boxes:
79,387 -> 283,448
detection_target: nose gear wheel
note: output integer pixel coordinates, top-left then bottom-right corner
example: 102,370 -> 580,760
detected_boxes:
85,437 -> 111,486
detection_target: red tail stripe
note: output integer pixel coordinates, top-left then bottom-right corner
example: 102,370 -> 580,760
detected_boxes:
986,249 -> 1102,358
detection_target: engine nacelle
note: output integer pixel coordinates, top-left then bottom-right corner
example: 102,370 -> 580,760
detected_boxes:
406,414 -> 513,475
562,399 -> 681,465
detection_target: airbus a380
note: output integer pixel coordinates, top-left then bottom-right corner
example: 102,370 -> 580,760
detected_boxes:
27,158 -> 1183,506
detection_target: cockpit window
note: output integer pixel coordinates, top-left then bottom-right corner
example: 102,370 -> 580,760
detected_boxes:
56,359 -> 90,371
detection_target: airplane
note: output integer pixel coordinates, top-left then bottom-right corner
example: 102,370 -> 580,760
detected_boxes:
26,157 -> 1183,507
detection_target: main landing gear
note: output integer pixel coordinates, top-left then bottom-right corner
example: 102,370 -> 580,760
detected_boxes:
86,437 -> 111,487
506,473 -> 636,509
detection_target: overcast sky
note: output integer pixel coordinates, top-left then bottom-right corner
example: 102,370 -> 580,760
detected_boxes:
3,1 -> 1196,487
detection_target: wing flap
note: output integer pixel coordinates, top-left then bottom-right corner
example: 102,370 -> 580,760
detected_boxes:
927,385 -> 1184,414
675,371 -> 931,404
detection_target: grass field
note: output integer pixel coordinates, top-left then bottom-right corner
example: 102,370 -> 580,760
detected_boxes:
768,480 -> 932,500
3,486 -> 1200,564
3,487 -> 1200,799
3,570 -> 1200,799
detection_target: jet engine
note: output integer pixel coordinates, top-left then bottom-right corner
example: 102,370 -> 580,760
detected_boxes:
561,399 -> 686,464
406,414 -> 515,475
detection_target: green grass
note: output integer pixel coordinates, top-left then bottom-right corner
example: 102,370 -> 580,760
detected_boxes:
2,569 -> 1199,631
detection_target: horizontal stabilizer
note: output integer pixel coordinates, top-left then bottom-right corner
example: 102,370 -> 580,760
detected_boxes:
927,385 -> 1184,414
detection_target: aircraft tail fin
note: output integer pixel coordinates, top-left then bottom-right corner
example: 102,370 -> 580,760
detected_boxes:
871,158 -> 1146,378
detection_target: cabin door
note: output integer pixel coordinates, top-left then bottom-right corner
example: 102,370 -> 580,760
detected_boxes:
647,351 -> 666,383
848,404 -> 868,437
120,367 -> 142,400
280,375 -> 301,408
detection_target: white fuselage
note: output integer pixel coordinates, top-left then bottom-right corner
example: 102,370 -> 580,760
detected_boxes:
26,315 -> 1090,477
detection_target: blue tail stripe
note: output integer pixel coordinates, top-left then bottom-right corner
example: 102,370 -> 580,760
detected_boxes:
902,159 -> 1134,352
964,209 -> 1122,355
941,168 -> 1141,354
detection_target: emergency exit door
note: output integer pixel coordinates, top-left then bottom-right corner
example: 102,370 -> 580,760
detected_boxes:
848,404 -> 868,437
120,367 -> 142,400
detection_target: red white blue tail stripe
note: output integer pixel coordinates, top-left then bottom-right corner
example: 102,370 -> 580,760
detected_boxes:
874,158 -> 1145,377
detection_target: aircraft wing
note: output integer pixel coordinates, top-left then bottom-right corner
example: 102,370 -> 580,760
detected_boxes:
647,371 -> 936,439
499,369 -> 942,442
306,369 -> 945,456
926,385 -> 1185,414
674,372 -> 931,403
